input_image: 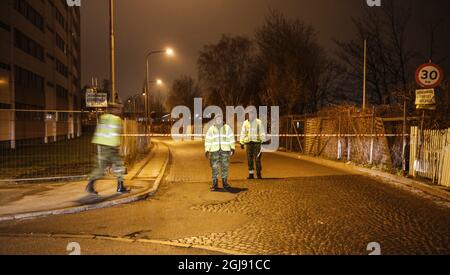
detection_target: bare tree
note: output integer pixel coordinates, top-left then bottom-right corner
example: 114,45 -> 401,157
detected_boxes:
255,10 -> 334,114
167,75 -> 200,111
197,35 -> 256,107
335,2 -> 416,106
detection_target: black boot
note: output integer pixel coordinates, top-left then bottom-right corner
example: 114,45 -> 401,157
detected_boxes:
211,179 -> 219,192
257,171 -> 262,179
86,180 -> 98,195
223,178 -> 232,191
117,180 -> 129,193
248,173 -> 255,180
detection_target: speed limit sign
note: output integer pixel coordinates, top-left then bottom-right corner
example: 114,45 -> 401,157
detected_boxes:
415,62 -> 444,88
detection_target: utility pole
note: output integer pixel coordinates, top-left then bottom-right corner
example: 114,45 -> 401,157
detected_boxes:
363,39 -> 367,112
109,0 -> 116,104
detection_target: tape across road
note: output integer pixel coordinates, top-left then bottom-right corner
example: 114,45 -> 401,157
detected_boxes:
121,133 -> 409,138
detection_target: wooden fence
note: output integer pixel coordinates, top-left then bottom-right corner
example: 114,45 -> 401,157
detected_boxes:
409,127 -> 450,187
280,109 -> 393,167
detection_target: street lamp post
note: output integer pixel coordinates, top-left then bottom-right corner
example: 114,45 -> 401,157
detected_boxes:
145,48 -> 173,134
109,0 -> 116,104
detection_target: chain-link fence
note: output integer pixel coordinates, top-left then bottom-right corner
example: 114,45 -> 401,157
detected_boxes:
0,109 -> 149,182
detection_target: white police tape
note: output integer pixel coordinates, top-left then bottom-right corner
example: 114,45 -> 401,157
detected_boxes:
120,133 -> 409,138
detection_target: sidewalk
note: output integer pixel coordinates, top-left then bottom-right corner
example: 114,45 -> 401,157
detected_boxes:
274,151 -> 450,202
0,141 -> 170,222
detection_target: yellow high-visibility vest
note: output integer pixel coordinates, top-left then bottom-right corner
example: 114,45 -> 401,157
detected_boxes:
92,114 -> 122,147
240,119 -> 266,144
205,124 -> 236,152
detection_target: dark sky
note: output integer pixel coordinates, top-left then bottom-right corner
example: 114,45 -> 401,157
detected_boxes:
81,0 -> 450,101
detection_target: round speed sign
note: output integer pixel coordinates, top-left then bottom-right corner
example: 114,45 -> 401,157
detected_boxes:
415,62 -> 444,88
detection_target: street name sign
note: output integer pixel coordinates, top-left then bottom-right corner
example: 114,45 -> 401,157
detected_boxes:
86,92 -> 108,108
415,89 -> 436,110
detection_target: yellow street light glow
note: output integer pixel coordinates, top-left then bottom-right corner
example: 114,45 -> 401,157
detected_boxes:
166,48 -> 174,56
156,79 -> 163,85
0,78 -> 8,85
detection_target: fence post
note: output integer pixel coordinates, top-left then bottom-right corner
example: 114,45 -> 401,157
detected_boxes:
347,110 -> 351,162
369,107 -> 375,165
54,112 -> 59,142
10,110 -> 16,149
409,127 -> 416,177
337,114 -> 342,160
347,136 -> 351,162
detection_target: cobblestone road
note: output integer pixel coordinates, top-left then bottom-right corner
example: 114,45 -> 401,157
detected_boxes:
163,140 -> 450,255
0,139 -> 449,255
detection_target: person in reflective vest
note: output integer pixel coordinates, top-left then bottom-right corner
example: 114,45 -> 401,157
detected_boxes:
205,113 -> 235,191
240,109 -> 266,179
86,103 -> 129,195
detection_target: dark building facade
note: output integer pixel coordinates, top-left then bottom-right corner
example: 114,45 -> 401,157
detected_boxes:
0,0 -> 81,148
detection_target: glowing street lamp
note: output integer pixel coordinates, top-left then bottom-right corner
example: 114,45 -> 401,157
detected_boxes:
144,48 -> 175,133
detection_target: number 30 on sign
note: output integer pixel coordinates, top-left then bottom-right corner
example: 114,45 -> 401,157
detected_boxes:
415,62 -> 444,88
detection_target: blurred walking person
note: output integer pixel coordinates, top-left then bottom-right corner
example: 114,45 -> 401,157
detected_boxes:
86,103 -> 129,195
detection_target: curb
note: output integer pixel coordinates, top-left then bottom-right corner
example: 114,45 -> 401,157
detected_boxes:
0,142 -> 171,223
0,232 -> 248,255
273,151 -> 450,202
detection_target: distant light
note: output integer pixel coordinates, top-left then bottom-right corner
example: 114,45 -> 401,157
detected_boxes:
166,48 -> 174,56
0,78 -> 8,85
156,79 -> 163,86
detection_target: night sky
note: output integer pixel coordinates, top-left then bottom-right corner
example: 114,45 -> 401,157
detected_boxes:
81,0 -> 450,101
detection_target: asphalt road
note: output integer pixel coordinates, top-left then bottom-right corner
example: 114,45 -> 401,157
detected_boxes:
0,140 -> 449,255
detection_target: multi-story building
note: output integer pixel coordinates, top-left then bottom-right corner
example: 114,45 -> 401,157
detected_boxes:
0,0 -> 81,148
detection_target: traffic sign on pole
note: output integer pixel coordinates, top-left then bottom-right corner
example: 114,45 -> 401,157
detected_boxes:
415,62 -> 444,88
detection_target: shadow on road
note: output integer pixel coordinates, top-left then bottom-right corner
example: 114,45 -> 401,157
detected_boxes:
213,188 -> 248,194
74,193 -> 124,205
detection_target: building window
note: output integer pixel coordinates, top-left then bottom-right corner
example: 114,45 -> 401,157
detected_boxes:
14,29 -> 44,62
46,53 -> 55,61
14,66 -> 44,93
55,33 -> 67,55
55,7 -> 66,30
0,20 -> 11,32
15,103 -> 44,121
55,59 -> 68,78
14,0 -> 44,31
0,103 -> 12,109
56,85 -> 68,99
0,62 -> 11,71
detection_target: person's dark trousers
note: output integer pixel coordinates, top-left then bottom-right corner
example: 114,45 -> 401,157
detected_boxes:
87,145 -> 126,193
246,142 -> 262,178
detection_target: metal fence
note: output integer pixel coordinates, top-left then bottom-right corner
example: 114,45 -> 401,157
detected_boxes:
0,109 -> 149,183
